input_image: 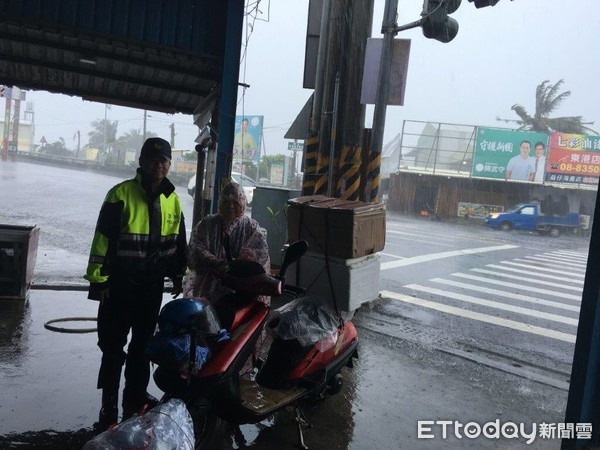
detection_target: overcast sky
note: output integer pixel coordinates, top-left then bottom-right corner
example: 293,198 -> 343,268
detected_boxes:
22,0 -> 599,157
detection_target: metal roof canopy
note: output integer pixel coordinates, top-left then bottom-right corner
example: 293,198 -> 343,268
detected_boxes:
0,0 -> 231,116
0,0 -> 246,220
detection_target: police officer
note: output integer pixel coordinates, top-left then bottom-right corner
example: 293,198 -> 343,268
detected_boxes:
84,137 -> 187,429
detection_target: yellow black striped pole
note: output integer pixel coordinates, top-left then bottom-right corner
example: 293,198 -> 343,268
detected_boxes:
366,151 -> 382,203
337,145 -> 362,200
313,151 -> 330,195
302,135 -> 319,196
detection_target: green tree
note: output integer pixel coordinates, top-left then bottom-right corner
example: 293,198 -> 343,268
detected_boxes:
88,118 -> 118,161
256,154 -> 287,180
114,129 -> 158,165
182,151 -> 197,161
501,79 -> 597,135
40,137 -> 73,157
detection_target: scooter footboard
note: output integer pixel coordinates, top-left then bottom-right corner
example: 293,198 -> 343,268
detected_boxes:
256,338 -> 313,389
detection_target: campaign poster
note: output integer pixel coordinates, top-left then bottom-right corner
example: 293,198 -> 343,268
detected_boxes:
233,115 -> 263,163
545,132 -> 600,185
471,127 -> 549,183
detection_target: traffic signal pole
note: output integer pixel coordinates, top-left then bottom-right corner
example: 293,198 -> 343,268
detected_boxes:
368,0 -> 399,201
2,93 -> 11,161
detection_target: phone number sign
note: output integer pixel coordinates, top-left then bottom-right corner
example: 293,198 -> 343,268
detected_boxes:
546,132 -> 600,185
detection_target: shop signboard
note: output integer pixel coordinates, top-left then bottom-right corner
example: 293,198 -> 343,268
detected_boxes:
233,115 -> 263,163
546,132 -> 600,185
471,127 -> 549,183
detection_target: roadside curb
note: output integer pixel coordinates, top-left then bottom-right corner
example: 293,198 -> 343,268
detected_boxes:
357,296 -> 571,391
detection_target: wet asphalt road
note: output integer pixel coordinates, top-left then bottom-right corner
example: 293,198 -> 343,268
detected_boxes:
0,290 -> 567,450
0,161 -> 572,448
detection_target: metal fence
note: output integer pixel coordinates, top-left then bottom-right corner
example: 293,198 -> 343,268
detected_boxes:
395,120 -> 477,177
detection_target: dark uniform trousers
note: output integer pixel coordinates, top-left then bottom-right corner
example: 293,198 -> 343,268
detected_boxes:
97,273 -> 164,408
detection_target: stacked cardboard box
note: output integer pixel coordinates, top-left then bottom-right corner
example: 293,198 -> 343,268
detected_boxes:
285,196 -> 385,311
287,195 -> 386,259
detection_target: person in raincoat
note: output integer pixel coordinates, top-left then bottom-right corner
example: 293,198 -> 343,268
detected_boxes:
185,181 -> 270,304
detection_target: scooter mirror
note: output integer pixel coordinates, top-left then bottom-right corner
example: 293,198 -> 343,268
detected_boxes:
278,240 -> 308,280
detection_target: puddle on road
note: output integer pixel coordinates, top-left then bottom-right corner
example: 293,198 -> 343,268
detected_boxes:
0,291 -> 369,449
0,291 -> 421,450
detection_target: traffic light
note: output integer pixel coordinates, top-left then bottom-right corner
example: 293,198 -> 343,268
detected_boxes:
421,0 -> 461,43
468,0 -> 499,7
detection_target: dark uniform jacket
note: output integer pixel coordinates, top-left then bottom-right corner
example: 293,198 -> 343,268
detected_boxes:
85,169 -> 187,299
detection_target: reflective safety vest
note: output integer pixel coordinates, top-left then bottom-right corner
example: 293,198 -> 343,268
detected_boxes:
84,171 -> 186,285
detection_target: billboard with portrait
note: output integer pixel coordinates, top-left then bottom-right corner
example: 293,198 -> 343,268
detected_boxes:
471,127 -> 549,183
233,115 -> 263,163
546,132 -> 600,185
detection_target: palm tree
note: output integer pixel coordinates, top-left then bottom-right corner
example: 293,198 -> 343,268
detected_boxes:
498,79 -> 597,135
40,137 -> 73,157
88,118 -> 118,160
113,129 -> 158,164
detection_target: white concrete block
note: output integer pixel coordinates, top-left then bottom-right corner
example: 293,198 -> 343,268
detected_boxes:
286,251 -> 380,312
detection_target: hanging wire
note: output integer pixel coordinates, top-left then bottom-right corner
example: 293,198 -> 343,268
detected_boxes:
238,0 -> 271,109
234,0 -> 271,172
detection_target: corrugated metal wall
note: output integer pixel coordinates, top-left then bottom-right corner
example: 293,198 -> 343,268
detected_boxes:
0,0 -> 227,55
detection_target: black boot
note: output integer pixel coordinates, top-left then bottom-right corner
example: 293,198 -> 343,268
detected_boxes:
95,390 -> 118,431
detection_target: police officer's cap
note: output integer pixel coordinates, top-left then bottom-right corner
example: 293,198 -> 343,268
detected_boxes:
141,137 -> 172,161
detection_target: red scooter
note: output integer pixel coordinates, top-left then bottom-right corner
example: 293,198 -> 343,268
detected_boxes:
150,240 -> 359,449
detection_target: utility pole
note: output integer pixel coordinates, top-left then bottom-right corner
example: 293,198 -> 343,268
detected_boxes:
11,87 -> 21,160
313,0 -> 343,195
337,0 -> 373,199
2,89 -> 11,161
101,103 -> 108,161
75,130 -> 81,158
312,0 -> 374,197
368,0 -> 399,202
143,110 -> 147,142
310,0 -> 331,135
302,0 -> 332,196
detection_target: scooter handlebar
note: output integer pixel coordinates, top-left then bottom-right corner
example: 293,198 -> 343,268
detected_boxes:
283,284 -> 306,296
221,272 -> 283,296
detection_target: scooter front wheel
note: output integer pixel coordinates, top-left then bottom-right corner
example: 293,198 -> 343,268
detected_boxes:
185,399 -> 221,449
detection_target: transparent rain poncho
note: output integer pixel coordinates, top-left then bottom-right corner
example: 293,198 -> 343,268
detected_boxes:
267,295 -> 346,348
82,398 -> 194,450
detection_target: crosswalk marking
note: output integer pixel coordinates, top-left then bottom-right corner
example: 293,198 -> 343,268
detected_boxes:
545,253 -> 588,263
430,278 -> 580,312
381,244 -> 518,271
380,252 -> 404,259
406,284 -> 579,325
380,290 -> 577,343
382,249 -> 588,344
485,264 -> 584,285
504,260 -> 585,277
450,272 -> 582,300
533,254 -> 587,266
470,268 -> 583,291
386,230 -> 449,241
522,256 -> 586,269
386,232 -> 456,248
552,250 -> 588,259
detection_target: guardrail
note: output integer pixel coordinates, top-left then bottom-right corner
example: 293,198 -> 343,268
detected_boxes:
15,151 -> 191,187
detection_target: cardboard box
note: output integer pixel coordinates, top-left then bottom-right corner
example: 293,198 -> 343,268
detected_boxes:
287,196 -> 386,259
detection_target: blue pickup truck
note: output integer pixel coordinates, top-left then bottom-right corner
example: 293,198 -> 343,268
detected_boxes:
485,202 -> 580,237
